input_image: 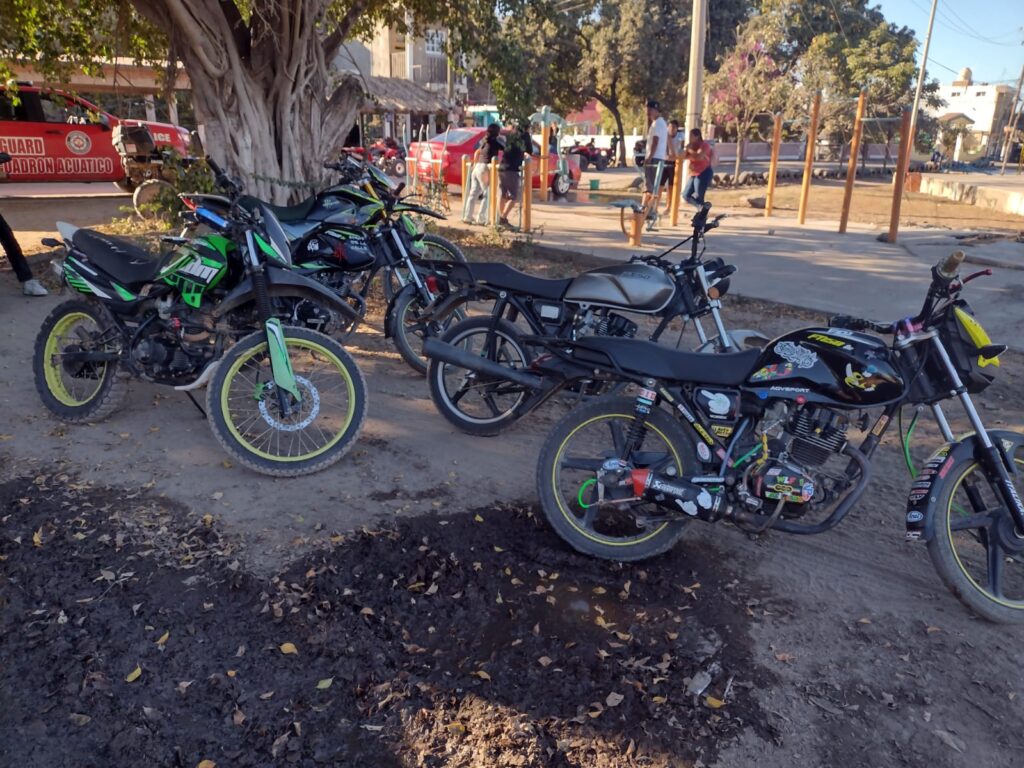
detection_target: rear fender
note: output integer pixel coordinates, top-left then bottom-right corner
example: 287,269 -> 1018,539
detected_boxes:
905,430 -> 1024,542
214,266 -> 359,323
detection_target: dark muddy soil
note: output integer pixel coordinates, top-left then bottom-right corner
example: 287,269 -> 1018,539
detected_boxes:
1,472 -> 775,768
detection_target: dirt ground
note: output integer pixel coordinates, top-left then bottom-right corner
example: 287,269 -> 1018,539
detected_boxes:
2,229 -> 1024,767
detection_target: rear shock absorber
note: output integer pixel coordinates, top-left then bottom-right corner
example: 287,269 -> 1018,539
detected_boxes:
624,380 -> 658,457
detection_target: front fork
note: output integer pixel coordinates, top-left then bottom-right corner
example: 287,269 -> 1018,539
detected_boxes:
245,231 -> 301,412
929,336 -> 1024,537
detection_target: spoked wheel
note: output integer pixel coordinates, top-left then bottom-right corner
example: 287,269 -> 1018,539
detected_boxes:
427,317 -> 533,437
206,326 -> 367,477
33,299 -> 126,423
391,289 -> 467,375
928,441 -> 1024,623
384,233 -> 466,301
536,396 -> 696,561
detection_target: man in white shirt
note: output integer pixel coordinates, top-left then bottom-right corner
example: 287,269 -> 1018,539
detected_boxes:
642,100 -> 668,221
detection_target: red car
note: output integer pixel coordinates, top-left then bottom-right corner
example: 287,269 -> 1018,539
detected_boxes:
408,127 -> 580,197
0,84 -> 193,189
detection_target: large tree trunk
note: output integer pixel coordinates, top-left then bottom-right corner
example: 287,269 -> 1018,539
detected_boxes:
593,93 -> 627,168
133,0 -> 366,203
733,124 -> 742,180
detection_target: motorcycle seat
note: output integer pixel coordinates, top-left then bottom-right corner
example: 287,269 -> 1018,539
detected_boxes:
454,262 -> 571,301
572,336 -> 760,386
71,229 -> 166,286
239,194 -> 318,223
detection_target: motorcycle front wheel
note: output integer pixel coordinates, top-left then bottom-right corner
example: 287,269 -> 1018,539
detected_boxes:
927,438 -> 1024,623
391,288 -> 467,375
427,317 -> 533,437
536,396 -> 696,561
206,326 -> 366,477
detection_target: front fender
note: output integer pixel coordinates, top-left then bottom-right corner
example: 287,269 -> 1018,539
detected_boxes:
214,266 -> 359,323
906,429 -> 1024,541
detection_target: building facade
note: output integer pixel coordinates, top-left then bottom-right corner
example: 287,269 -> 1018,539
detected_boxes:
927,67 -> 1016,158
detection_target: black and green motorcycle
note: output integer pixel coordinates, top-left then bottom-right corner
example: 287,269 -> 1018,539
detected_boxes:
33,189 -> 367,477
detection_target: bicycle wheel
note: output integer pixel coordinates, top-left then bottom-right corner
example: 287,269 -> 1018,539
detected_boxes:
206,326 -> 367,477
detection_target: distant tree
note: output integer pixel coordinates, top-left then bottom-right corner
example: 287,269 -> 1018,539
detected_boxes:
706,15 -> 792,178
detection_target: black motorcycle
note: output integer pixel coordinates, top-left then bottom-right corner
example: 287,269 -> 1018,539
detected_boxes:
422,204 -> 767,435
529,250 -> 1023,623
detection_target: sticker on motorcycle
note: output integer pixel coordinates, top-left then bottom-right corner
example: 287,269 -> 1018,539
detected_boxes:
774,341 -> 818,369
750,362 -> 793,382
844,363 -> 883,392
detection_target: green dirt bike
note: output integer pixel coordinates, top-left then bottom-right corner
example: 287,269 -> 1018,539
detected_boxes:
34,197 -> 367,477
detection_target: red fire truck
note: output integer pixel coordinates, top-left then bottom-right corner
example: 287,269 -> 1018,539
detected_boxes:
0,84 -> 194,190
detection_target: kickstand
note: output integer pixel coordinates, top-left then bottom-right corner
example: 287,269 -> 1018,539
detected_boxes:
184,391 -> 207,419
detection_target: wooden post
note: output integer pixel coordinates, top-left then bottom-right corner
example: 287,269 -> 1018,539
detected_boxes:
539,125 -> 550,201
888,108 -> 912,244
764,113 -> 783,217
521,157 -> 532,232
839,90 -> 866,234
798,93 -> 821,225
629,209 -> 644,246
669,156 -> 686,226
488,157 -> 499,226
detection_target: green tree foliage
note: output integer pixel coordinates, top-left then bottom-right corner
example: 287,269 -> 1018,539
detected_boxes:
1,0 -> 528,201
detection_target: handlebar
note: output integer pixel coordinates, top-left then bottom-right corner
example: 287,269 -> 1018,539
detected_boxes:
936,250 -> 965,282
829,315 -> 894,334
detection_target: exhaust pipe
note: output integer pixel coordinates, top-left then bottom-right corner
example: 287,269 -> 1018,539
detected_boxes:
423,338 -> 544,390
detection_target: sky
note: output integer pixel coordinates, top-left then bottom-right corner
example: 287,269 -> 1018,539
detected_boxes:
874,0 -> 1024,85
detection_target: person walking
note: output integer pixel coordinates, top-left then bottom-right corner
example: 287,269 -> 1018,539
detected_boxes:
641,100 -> 669,221
498,122 -> 531,228
681,128 -> 715,209
462,122 -> 502,225
663,119 -> 684,215
0,153 -> 48,296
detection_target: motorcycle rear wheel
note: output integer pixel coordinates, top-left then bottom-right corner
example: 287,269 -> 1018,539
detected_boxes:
391,289 -> 466,375
536,396 -> 696,561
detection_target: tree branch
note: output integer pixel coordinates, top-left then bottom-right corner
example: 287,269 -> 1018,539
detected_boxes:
218,0 -> 251,61
323,0 -> 369,62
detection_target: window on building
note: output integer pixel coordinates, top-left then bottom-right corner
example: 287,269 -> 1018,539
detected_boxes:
976,91 -> 986,96
950,91 -> 960,97
425,29 -> 446,56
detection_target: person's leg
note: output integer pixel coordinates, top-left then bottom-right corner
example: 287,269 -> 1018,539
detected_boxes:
682,174 -> 699,208
0,213 -> 33,282
473,166 -> 491,224
642,165 -> 656,211
693,166 -> 713,205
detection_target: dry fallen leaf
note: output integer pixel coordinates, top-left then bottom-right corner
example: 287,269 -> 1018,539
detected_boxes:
926,626 -> 942,634
857,617 -> 872,625
592,586 -> 606,595
69,713 -> 91,726
232,709 -> 246,726
493,546 -> 504,553
125,665 -> 142,683
474,514 -> 484,522
259,691 -> 275,700
538,656 -> 553,668
32,528 -> 42,547
605,691 -> 624,708
652,695 -> 667,705
471,670 -> 491,681
211,491 -> 223,501
279,642 -> 298,655
197,761 -> 217,768
202,514 -> 213,527
226,670 -> 237,678
360,607 -> 375,617
774,652 -> 795,663
156,630 -> 170,647
705,696 -> 726,709
317,678 -> 333,690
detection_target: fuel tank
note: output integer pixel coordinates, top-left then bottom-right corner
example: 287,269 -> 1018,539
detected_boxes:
563,263 -> 675,312
746,327 -> 906,407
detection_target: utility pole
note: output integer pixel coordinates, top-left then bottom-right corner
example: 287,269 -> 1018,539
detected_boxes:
1000,64 -> 1024,175
909,0 -> 939,155
684,0 -> 708,137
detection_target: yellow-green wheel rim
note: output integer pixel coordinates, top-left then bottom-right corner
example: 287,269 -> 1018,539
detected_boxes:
220,337 -> 356,463
43,311 -> 105,407
946,457 -> 1024,610
550,413 -> 681,547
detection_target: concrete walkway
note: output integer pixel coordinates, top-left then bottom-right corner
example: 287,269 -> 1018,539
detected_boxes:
450,195 -> 1024,351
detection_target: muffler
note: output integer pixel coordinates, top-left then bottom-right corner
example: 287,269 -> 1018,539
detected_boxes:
422,338 -> 543,390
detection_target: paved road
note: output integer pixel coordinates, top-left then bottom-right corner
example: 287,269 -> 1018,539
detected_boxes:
0,181 -> 129,198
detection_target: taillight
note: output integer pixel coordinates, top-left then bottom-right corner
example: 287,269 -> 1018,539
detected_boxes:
181,196 -> 198,211
426,275 -> 440,293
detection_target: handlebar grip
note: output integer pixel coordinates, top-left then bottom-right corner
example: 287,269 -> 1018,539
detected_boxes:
830,315 -> 869,331
936,250 -> 965,280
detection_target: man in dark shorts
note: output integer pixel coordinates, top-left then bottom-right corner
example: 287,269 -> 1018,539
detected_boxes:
499,122 -> 531,227
642,100 -> 669,220
1,153 -> 48,296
